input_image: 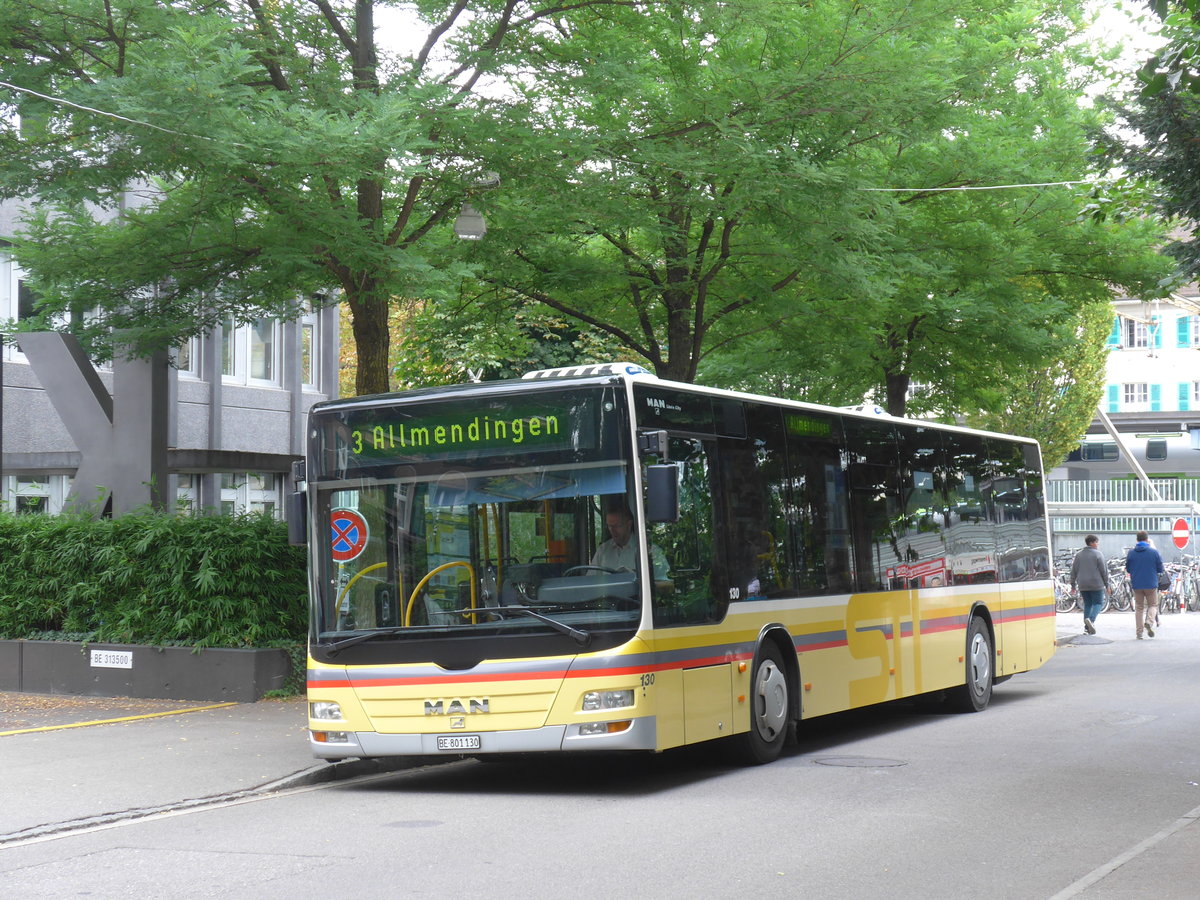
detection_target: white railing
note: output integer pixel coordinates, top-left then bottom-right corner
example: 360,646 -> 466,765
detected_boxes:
1046,479 -> 1200,504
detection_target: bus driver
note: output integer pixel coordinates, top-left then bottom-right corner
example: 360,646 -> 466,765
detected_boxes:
593,503 -> 670,585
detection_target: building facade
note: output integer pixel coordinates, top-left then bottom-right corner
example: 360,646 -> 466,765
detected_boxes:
1048,290 -> 1200,559
1,205 -> 340,517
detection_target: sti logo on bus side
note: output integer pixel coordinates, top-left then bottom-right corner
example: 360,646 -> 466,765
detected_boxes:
425,698 -> 490,715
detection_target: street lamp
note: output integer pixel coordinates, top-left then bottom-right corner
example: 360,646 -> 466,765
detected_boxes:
453,203 -> 487,241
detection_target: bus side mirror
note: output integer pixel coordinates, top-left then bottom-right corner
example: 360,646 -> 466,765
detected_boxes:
645,464 -> 679,523
287,458 -> 307,546
287,490 -> 308,545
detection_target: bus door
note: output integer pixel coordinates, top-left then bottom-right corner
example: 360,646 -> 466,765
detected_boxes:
644,434 -> 734,744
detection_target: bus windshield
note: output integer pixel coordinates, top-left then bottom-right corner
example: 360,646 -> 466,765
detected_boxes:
308,385 -> 643,660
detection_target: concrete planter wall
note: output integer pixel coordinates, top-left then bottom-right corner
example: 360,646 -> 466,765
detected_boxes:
0,640 -> 291,703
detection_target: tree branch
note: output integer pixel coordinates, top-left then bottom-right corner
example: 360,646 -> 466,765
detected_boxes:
414,0 -> 470,75
486,271 -> 654,361
308,0 -> 358,57
245,0 -> 293,92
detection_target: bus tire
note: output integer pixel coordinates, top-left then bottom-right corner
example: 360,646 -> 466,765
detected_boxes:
731,643 -> 790,765
948,616 -> 993,713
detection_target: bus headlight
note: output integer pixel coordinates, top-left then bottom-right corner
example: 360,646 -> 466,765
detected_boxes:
582,690 -> 634,711
310,701 -> 344,721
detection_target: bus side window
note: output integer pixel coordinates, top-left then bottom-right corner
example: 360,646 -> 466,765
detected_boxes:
842,417 -> 903,592
718,403 -> 794,600
782,410 -> 851,596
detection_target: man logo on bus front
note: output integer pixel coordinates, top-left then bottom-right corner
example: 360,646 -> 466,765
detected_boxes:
425,698 -> 490,716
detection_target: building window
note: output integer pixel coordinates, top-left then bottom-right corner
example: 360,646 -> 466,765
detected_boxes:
222,316 -> 281,386
174,472 -> 282,517
1146,439 -> 1168,461
174,473 -> 195,515
175,336 -> 199,377
249,319 -> 276,381
1,475 -> 73,514
1194,382 -> 1200,406
300,301 -> 319,389
1123,382 -> 1149,409
1192,317 -> 1200,348
221,472 -> 280,516
1,246 -> 25,362
1123,318 -> 1149,349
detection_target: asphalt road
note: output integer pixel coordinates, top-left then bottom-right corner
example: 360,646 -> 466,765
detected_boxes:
1,610 -> 1198,898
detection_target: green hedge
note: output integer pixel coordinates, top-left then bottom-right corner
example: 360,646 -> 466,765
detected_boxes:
0,511 -> 308,648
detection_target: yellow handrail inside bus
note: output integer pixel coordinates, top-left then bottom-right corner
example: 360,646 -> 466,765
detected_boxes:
490,504 -> 503,588
405,561 -> 477,626
335,562 -> 390,615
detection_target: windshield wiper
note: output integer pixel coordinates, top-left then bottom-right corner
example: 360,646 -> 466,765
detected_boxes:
324,627 -> 407,656
472,605 -> 592,647
322,605 -> 593,655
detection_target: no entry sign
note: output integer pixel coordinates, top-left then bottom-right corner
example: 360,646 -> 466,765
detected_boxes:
331,508 -> 370,562
1171,517 -> 1190,550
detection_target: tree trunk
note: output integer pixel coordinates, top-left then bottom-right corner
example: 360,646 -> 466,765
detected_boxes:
346,281 -> 391,396
884,370 -> 910,418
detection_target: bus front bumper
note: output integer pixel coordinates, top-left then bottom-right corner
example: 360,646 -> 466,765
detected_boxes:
310,715 -> 658,759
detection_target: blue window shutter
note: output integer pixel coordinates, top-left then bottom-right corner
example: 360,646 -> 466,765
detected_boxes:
1153,315 -> 1163,348
1107,384 -> 1120,412
1107,316 -> 1121,347
1151,383 -> 1162,411
1181,382 -> 1191,412
1179,315 -> 1192,348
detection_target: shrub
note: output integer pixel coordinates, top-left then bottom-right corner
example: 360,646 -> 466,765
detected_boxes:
0,511 -> 308,648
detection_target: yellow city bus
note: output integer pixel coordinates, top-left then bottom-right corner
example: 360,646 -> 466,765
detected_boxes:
299,363 -> 1055,764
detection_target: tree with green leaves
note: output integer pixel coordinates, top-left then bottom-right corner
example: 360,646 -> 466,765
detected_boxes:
966,299 -> 1114,469
1,0 -> 1171,415
1104,0 -> 1200,279
389,300 -> 630,389
677,0 -> 1172,417
422,0 -> 1171,419
0,0 -> 627,395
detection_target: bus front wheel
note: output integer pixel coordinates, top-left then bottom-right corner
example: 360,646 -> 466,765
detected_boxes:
731,644 -> 790,765
948,617 -> 993,713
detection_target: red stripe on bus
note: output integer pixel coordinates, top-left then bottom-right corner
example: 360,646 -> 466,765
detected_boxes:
309,651 -> 760,690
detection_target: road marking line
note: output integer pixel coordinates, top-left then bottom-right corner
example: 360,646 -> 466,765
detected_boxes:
1047,802 -> 1200,899
0,702 -> 239,736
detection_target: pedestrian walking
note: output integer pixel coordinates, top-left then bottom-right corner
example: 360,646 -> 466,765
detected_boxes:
1125,531 -> 1165,640
1069,534 -> 1110,635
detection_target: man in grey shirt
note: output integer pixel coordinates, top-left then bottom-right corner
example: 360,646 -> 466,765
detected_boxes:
1069,534 -> 1111,635
592,504 -> 669,584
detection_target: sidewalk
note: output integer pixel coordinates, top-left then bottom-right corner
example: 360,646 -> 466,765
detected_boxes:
1055,605 -> 1199,645
0,695 -> 308,839
0,692 -> 422,843
1051,607 -> 1200,898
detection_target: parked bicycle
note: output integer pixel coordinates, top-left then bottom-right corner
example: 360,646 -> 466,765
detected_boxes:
1106,559 -> 1133,612
1054,574 -> 1079,613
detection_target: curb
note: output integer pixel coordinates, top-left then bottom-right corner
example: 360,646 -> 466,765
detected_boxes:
263,755 -> 438,791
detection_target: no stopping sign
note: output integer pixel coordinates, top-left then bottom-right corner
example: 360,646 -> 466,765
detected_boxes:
331,508 -> 369,562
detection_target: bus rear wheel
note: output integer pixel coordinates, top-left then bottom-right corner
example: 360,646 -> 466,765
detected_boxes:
731,644 -> 790,765
948,617 -> 993,713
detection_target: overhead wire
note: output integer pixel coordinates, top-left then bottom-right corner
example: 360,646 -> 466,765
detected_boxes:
0,79 -> 251,149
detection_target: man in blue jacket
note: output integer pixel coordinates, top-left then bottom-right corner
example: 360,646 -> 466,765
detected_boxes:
1125,531 -> 1165,640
